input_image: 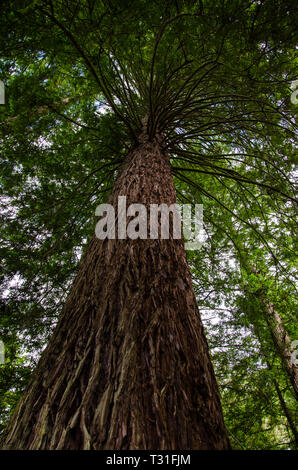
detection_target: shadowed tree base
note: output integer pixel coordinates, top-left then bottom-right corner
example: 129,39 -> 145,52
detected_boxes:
1,135 -> 230,450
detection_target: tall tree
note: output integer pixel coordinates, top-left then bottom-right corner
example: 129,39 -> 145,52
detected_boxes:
0,0 -> 297,449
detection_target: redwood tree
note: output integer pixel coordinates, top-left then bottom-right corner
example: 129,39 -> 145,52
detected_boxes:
0,0 -> 296,449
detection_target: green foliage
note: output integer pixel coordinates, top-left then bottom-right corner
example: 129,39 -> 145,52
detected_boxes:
0,0 -> 297,448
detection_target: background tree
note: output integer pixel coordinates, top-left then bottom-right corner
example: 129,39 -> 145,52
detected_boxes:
182,170 -> 297,449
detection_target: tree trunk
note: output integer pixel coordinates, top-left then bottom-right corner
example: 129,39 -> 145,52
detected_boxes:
245,266 -> 298,401
0,133 -> 230,450
252,325 -> 298,448
260,298 -> 298,401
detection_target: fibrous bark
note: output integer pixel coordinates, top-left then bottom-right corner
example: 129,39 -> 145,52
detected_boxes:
1,133 -> 230,450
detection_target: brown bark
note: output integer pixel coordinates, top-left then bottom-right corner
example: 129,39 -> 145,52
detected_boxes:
1,133 -> 230,450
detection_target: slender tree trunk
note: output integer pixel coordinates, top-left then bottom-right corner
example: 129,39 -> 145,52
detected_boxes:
252,327 -> 298,448
245,266 -> 298,400
240,263 -> 297,447
260,297 -> 298,401
273,379 -> 298,448
1,133 -> 230,450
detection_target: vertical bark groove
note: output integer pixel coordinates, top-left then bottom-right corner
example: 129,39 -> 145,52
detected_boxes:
1,135 -> 230,450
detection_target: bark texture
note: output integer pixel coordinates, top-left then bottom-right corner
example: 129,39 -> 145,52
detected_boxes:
1,134 -> 230,450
